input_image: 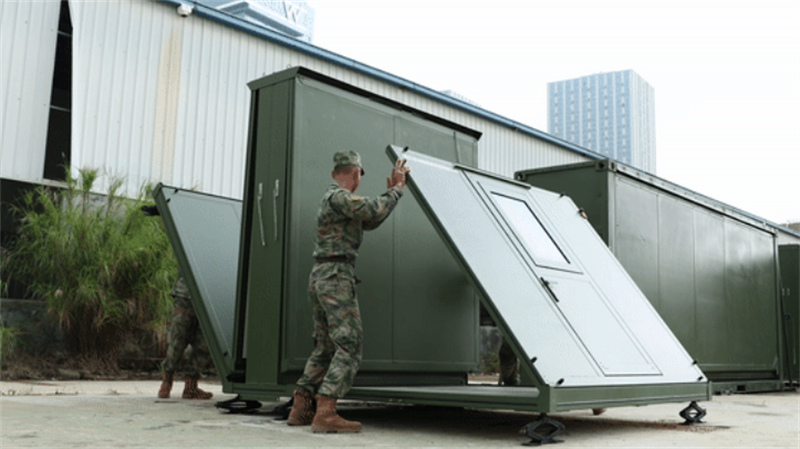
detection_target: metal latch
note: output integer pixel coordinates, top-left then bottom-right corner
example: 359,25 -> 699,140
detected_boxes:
257,183 -> 266,246
272,179 -> 280,241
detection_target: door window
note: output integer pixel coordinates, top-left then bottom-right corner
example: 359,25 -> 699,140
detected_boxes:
491,193 -> 570,269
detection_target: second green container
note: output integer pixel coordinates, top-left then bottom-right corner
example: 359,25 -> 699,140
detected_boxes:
517,159 -> 784,393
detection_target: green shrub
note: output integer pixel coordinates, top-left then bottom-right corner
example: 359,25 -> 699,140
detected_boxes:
0,321 -> 20,369
3,169 -> 177,357
480,350 -> 500,375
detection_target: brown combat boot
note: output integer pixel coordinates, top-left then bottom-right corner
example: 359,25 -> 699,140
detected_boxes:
158,371 -> 174,398
311,394 -> 362,433
182,375 -> 213,400
286,389 -> 316,426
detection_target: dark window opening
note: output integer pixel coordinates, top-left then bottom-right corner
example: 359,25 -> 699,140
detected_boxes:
44,0 -> 72,181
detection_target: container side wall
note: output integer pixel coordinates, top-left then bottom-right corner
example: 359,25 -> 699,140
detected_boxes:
518,163 -> 783,388
779,245 -> 800,382
263,75 -> 481,379
284,81 -> 397,371
239,80 -> 293,386
721,220 -> 779,376
692,209 -> 727,365
656,195 -> 696,343
612,177 -> 660,308
391,118 -> 478,367
516,164 -> 612,245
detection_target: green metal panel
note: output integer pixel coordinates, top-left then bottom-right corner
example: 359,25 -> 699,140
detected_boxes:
779,244 -> 799,382
517,160 -> 784,392
723,220 -> 779,375
511,161 -> 612,243
612,177 -> 660,308
236,79 -> 293,387
239,68 -> 482,389
657,194 -> 696,340
387,146 -> 709,412
153,186 -> 241,391
693,209 -> 727,365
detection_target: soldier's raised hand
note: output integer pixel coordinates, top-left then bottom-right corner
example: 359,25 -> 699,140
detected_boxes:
387,159 -> 410,190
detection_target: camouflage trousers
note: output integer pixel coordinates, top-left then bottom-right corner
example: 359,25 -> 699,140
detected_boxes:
161,279 -> 210,376
498,338 -> 521,386
296,263 -> 363,398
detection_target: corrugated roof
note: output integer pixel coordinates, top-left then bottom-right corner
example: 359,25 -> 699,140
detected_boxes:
518,159 -> 800,237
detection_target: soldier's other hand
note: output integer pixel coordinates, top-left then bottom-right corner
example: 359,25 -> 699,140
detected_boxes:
388,159 -> 410,190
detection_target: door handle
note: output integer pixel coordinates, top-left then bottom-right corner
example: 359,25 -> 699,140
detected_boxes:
257,182 -> 266,247
272,179 -> 280,241
540,277 -> 559,302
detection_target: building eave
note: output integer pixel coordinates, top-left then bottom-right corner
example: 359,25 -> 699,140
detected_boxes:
158,0 -> 602,161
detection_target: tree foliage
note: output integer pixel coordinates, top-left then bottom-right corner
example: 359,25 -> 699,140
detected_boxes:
4,169 -> 177,357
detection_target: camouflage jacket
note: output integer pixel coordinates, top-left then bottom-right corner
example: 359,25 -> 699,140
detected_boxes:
312,184 -> 403,261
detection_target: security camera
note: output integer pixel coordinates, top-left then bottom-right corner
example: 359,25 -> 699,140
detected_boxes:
177,3 -> 193,17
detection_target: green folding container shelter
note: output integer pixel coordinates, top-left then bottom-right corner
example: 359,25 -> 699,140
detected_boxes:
153,67 -> 710,443
780,244 -> 800,385
517,159 -> 785,393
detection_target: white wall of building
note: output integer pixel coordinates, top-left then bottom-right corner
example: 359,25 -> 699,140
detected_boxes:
1,1 -> 61,182
6,0 -> 595,200
3,0 -> 797,244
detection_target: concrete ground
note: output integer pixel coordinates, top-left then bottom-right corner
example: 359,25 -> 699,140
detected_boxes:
1,379 -> 798,448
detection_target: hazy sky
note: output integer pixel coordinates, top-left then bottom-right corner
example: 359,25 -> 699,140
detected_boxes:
307,0 -> 800,225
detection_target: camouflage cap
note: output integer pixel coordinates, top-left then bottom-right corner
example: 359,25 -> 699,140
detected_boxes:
333,151 -> 365,175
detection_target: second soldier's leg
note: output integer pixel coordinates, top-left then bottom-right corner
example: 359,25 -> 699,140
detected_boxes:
159,308 -> 192,398
181,315 -> 213,400
498,338 -> 521,386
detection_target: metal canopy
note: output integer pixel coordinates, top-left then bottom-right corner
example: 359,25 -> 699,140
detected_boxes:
388,146 -> 708,389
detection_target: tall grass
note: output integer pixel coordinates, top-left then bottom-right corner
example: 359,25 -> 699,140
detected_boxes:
0,319 -> 20,369
3,169 -> 177,357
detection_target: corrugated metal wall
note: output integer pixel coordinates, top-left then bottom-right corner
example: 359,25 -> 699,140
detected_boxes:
1,0 -> 61,182
71,0 -> 176,195
66,0 -> 590,198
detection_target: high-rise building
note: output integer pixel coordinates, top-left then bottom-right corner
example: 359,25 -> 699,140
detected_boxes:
548,70 -> 656,173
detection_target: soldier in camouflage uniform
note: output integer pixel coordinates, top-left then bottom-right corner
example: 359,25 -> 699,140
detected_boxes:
287,151 -> 410,433
157,277 -> 214,400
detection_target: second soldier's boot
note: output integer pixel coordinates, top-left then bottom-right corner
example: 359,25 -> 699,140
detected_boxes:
158,371 -> 174,398
286,389 -> 316,426
182,375 -> 213,399
311,394 -> 362,433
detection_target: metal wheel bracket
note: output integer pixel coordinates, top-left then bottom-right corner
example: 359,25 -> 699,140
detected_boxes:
214,395 -> 263,414
679,401 -> 707,425
519,414 -> 565,446
271,397 -> 294,421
